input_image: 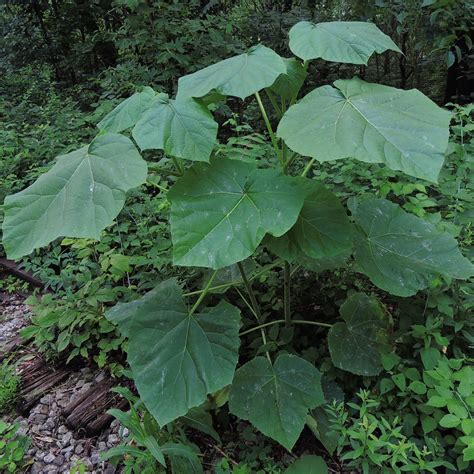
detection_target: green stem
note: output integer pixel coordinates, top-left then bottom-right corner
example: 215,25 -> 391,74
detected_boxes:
284,261 -> 291,326
265,89 -> 282,117
283,152 -> 297,173
237,262 -> 262,322
146,180 -> 168,193
148,166 -> 182,177
240,318 -> 332,336
301,157 -> 316,177
183,260 -> 282,297
171,156 -> 184,176
255,91 -> 283,166
189,270 -> 218,316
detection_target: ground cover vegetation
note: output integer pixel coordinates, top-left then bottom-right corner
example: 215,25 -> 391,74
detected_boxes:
1,0 -> 473,472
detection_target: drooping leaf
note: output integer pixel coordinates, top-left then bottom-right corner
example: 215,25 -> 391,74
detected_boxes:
177,45 -> 286,100
285,180 -> 352,259
168,158 -> 307,269
132,94 -> 218,162
350,197 -> 474,296
105,279 -> 241,426
97,87 -> 157,133
269,58 -> 307,100
181,406 -> 221,442
328,293 -> 392,376
265,180 -> 352,271
229,354 -> 324,450
285,455 -> 328,474
266,233 -> 350,273
163,442 -> 203,474
289,21 -> 401,64
201,259 -> 256,294
2,134 -> 147,259
277,77 -> 452,182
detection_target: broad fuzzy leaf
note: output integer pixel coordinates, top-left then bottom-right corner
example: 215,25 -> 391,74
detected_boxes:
289,21 -> 401,64
265,180 -> 352,272
285,455 -> 328,474
350,197 -> 474,296
2,134 -> 147,259
229,354 -> 324,450
269,58 -> 307,100
277,77 -> 452,182
328,293 -> 392,376
106,279 -> 241,426
168,158 -> 307,269
177,45 -> 286,100
132,94 -> 218,162
97,87 -> 157,133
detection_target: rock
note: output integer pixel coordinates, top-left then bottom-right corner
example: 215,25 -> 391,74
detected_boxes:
40,395 -> 52,404
98,441 -> 107,451
38,404 -> 50,414
57,425 -> 68,434
31,414 -> 47,424
43,453 -> 56,464
104,465 -> 116,474
107,434 -> 119,445
53,455 -> 65,466
75,444 -> 84,455
91,452 -> 101,464
62,432 -> 72,445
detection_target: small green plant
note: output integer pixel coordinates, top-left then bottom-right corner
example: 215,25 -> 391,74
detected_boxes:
0,421 -> 31,473
2,19 -> 473,457
102,387 -> 204,473
326,390 -> 455,474
0,361 -> 20,414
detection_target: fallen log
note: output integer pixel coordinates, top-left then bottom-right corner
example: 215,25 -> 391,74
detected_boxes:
0,258 -> 45,288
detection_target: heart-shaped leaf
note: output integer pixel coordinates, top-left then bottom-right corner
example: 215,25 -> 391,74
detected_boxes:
177,45 -> 286,100
2,134 -> 147,259
168,158 -> 307,269
277,77 -> 452,182
285,455 -> 328,474
106,279 -> 241,426
97,86 -> 157,133
265,180 -> 352,272
132,94 -> 218,162
350,197 -> 474,296
229,354 -> 324,450
328,293 -> 392,376
269,58 -> 307,100
289,21 -> 401,64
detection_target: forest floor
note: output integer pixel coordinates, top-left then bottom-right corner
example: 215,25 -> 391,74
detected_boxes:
0,293 -> 124,473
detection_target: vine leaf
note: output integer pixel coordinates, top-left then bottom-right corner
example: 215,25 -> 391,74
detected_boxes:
265,180 -> 352,272
229,354 -> 324,450
269,58 -> 307,100
132,94 -> 218,162
97,86 -> 157,133
168,157 -> 307,269
350,197 -> 474,296
289,21 -> 401,64
106,278 -> 241,426
2,134 -> 147,259
285,455 -> 328,474
328,293 -> 392,376
277,77 -> 452,182
177,45 -> 286,100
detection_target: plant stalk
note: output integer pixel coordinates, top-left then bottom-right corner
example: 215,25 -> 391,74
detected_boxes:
284,261 -> 291,326
254,91 -> 283,166
237,262 -> 262,322
189,270 -> 218,316
240,318 -> 332,336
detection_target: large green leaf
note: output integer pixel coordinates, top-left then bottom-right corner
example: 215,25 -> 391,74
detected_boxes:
269,58 -> 307,100
168,158 -> 307,269
277,77 -> 452,182
177,45 -> 286,100
289,21 -> 401,64
285,455 -> 328,474
328,293 -> 392,376
132,94 -> 218,162
2,134 -> 147,259
265,180 -> 352,271
97,87 -> 157,133
229,354 -> 324,450
106,279 -> 241,426
350,197 -> 474,296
